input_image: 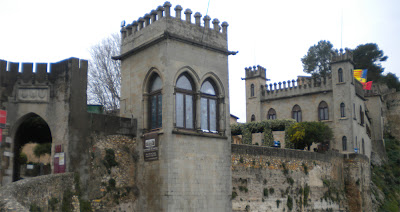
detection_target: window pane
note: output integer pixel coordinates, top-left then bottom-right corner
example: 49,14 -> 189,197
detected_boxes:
186,95 -> 193,129
324,108 -> 328,120
157,94 -> 162,128
210,99 -> 217,132
176,93 -> 184,127
177,75 -> 193,90
201,81 -> 216,95
151,95 -> 157,129
150,76 -> 162,92
201,98 -> 208,130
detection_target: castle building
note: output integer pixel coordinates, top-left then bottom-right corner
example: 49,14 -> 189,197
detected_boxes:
114,2 -> 234,211
243,50 -> 385,159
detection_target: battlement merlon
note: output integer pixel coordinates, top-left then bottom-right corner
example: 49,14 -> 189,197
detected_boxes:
114,1 -> 237,60
331,48 -> 354,64
261,76 -> 333,101
242,65 -> 268,80
0,58 -> 88,97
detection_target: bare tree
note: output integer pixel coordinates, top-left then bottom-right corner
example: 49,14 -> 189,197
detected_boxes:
87,33 -> 121,112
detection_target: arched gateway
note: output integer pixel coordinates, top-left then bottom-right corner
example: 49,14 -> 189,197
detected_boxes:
12,113 -> 52,181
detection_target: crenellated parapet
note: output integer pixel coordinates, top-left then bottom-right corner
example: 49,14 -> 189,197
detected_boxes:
115,1 -> 231,59
262,76 -> 332,100
244,65 -> 267,80
332,48 -> 353,64
0,58 -> 87,102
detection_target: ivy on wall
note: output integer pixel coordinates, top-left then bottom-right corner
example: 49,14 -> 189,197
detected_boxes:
231,119 -> 296,146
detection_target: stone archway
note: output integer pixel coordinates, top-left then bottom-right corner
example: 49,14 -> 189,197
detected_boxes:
12,113 -> 52,181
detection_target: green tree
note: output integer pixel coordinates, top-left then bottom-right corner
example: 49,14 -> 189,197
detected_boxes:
352,43 -> 388,82
287,122 -> 333,150
33,143 -> 51,158
301,40 -> 336,77
379,72 -> 400,91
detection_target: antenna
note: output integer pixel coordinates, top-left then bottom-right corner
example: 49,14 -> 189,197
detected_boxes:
341,9 -> 343,49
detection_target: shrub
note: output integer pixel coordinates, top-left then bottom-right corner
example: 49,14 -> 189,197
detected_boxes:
263,188 -> 269,197
269,187 -> 275,194
232,191 -> 238,199
287,195 -> 293,211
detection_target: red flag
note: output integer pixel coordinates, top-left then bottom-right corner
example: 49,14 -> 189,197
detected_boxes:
363,81 -> 372,90
0,110 -> 6,129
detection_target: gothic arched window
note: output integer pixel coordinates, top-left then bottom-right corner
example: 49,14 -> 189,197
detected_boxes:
250,84 -> 255,97
360,106 -> 364,125
318,101 -> 329,121
342,136 -> 347,151
251,114 -> 255,122
362,139 -> 365,154
267,108 -> 276,120
292,105 -> 302,122
175,74 -> 195,129
149,74 -> 162,129
340,103 -> 346,117
200,79 -> 218,132
338,68 -> 343,83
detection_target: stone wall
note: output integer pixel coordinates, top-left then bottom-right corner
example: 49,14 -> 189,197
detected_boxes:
231,144 -> 371,212
0,173 -> 77,211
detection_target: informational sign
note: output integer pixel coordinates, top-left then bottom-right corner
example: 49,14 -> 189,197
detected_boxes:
354,148 -> 359,153
59,152 -> 65,166
143,133 -> 159,161
54,146 -> 66,173
0,110 -> 6,129
27,164 -> 34,170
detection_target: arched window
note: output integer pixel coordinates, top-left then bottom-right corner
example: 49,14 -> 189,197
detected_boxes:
318,101 -> 329,121
338,68 -> 343,82
342,136 -> 347,151
200,79 -> 218,132
267,108 -> 276,120
292,105 -> 302,122
176,74 -> 195,129
250,84 -> 255,97
340,103 -> 346,117
251,114 -> 255,122
149,74 -> 162,129
360,106 -> 364,125
362,139 -> 365,154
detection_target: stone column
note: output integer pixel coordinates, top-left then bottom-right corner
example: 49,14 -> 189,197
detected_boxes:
184,9 -> 192,23
194,12 -> 202,26
203,15 -> 211,29
175,5 -> 182,20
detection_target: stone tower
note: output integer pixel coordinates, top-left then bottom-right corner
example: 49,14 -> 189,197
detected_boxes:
115,2 -> 233,211
331,49 -> 371,157
243,65 -> 267,122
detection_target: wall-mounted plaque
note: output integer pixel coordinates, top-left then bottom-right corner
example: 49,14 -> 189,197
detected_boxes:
143,133 -> 159,161
17,87 -> 49,102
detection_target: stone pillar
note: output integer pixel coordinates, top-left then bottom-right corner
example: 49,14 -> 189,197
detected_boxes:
157,6 -> 164,19
144,14 -> 151,27
132,21 -> 138,33
150,10 -> 157,23
203,15 -> 211,29
212,18 -> 220,32
138,18 -> 145,30
163,2 -> 171,17
194,12 -> 202,26
184,9 -> 192,23
221,22 -> 229,34
175,5 -> 182,20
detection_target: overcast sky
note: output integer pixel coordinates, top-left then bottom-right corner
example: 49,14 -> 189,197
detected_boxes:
1,0 -> 399,122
